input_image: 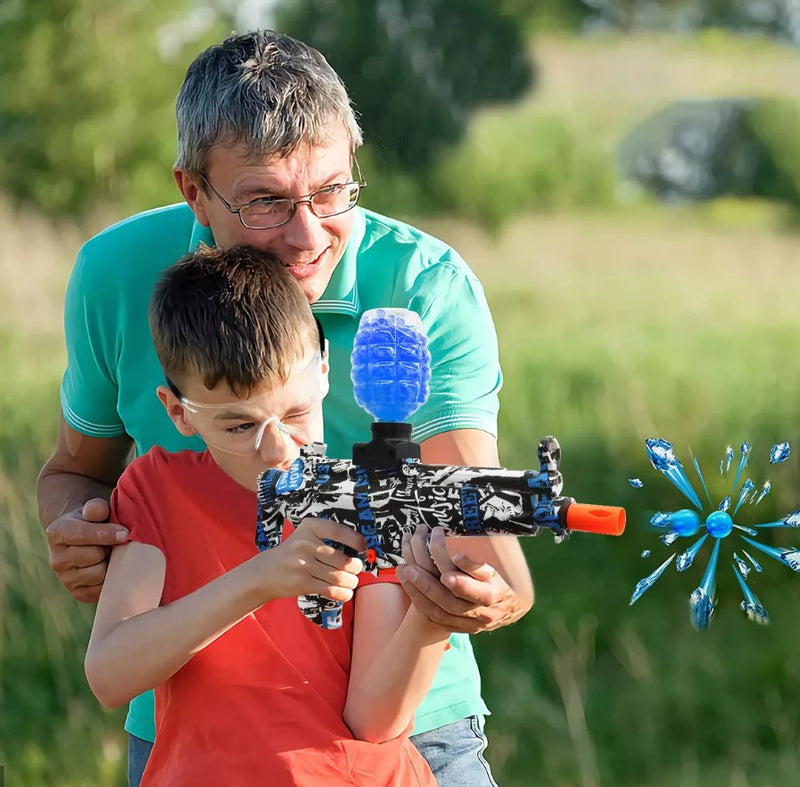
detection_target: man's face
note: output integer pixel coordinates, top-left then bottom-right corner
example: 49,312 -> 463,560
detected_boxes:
178,123 -> 356,304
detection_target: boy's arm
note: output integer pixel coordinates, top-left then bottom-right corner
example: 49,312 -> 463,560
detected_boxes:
85,519 -> 366,709
86,541 -> 269,708
343,582 -> 450,743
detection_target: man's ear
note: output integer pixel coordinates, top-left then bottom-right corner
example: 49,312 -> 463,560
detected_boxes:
173,167 -> 211,227
157,385 -> 196,438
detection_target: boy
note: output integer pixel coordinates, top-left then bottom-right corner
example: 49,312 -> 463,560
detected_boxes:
84,245 -> 450,786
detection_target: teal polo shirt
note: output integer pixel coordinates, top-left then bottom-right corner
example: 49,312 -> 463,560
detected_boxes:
61,203 -> 501,742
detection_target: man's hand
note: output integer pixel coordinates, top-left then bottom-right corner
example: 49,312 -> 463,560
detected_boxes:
396,527 -> 525,634
45,498 -> 129,603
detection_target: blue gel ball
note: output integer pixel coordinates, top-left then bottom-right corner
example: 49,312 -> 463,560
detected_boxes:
670,508 -> 701,537
705,510 -> 733,539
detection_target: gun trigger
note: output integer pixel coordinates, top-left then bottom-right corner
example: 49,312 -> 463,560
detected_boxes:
322,539 -> 362,559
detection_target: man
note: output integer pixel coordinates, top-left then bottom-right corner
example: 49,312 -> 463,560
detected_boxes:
38,30 -> 533,787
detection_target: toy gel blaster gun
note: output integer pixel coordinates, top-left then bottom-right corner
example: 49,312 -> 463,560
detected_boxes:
256,309 -> 626,629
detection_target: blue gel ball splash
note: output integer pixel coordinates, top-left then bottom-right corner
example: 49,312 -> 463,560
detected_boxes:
351,308 -> 431,422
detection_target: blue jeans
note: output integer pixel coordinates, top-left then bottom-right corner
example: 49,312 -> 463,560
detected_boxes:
127,734 -> 151,787
411,716 -> 498,787
128,715 -> 497,787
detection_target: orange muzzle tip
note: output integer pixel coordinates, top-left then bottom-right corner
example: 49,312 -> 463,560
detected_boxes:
565,503 -> 626,536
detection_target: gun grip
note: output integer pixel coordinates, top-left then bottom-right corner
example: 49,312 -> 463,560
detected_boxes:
297,593 -> 344,630
296,539 -> 358,630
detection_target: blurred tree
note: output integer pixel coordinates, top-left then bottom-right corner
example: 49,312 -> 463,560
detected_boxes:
0,0 -> 228,218
274,0 -> 535,169
570,0 -> 800,42
617,97 -> 800,209
497,0 -> 588,31
618,98 -> 765,202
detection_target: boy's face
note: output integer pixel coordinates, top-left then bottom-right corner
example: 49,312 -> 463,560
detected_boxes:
158,341 -> 329,492
175,121 -> 356,305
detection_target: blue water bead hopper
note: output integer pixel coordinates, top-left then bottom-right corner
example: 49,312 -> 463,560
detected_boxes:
350,308 -> 431,468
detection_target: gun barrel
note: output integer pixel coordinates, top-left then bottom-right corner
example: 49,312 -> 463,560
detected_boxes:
564,502 -> 626,536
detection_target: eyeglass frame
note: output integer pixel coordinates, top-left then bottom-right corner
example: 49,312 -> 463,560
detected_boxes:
198,156 -> 367,230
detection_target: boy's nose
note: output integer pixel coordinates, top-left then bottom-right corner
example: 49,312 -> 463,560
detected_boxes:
256,418 -> 298,468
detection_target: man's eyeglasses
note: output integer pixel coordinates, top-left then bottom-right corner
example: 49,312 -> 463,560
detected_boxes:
200,157 -> 367,230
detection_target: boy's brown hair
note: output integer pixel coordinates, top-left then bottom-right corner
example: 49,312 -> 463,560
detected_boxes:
149,244 -> 320,396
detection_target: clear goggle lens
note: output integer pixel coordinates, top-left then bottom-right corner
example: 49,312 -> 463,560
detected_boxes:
179,355 -> 324,455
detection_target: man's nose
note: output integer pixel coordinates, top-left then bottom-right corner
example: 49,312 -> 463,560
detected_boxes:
256,418 -> 298,468
282,201 -> 327,250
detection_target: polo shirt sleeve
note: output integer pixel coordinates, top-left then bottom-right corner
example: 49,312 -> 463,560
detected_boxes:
60,244 -> 126,438
405,252 -> 502,443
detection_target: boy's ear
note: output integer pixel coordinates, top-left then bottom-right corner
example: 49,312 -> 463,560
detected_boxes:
157,385 -> 197,438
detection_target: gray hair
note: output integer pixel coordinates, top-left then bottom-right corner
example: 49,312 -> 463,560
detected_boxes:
175,30 -> 362,175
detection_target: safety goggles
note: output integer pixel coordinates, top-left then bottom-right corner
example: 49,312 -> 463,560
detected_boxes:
171,349 -> 327,455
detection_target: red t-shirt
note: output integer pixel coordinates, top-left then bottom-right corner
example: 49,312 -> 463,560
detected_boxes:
110,448 -> 435,787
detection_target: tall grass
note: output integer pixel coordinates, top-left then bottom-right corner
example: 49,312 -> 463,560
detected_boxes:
4,199 -> 800,785
0,203 -> 126,786
422,207 -> 800,787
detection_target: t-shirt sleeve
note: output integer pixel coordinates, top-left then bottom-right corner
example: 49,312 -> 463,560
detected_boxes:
60,244 -> 126,438
109,453 -> 165,554
405,253 -> 502,443
358,567 -> 400,588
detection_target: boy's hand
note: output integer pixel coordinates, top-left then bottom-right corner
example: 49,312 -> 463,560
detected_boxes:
45,498 -> 129,603
274,518 -> 366,602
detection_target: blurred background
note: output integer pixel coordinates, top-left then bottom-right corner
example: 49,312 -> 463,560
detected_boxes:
3,1 -> 800,785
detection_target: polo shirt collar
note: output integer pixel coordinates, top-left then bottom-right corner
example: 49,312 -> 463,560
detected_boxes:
311,207 -> 363,318
185,209 -> 363,318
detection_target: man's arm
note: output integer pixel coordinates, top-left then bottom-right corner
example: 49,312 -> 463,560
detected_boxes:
37,416 -> 133,602
395,428 -> 534,633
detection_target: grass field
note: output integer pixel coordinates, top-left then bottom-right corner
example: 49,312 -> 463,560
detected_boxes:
5,199 -> 800,786
5,31 -> 800,787
423,204 -> 800,787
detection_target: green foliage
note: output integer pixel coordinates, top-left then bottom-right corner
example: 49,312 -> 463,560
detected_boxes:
0,1 -> 227,218
428,106 -> 618,230
745,97 -> 800,208
276,0 -> 535,169
496,0 -> 591,32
